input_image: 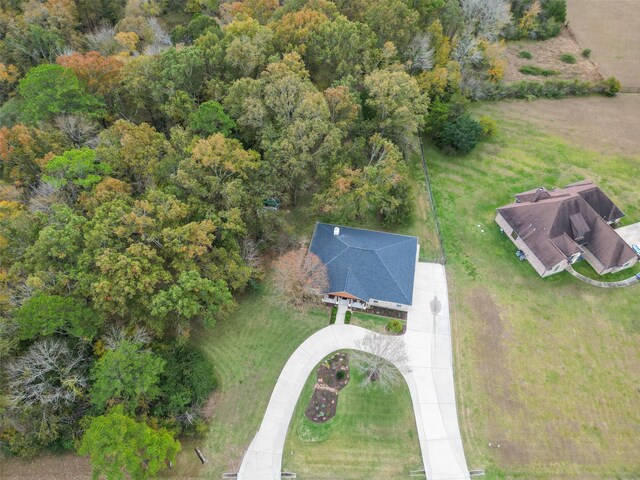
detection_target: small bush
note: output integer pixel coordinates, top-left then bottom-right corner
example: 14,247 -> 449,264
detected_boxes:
479,116 -> 498,138
336,370 -> 346,380
543,0 -> 567,24
519,65 -> 560,76
518,50 -> 532,59
560,53 -> 576,64
439,114 -> 483,154
330,306 -> 337,324
386,319 -> 404,334
582,48 -> 591,58
344,311 -> 351,324
597,77 -> 621,97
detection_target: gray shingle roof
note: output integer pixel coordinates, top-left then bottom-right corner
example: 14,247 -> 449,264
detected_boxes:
309,223 -> 418,305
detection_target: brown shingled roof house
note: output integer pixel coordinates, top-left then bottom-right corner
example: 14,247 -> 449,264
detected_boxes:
495,180 -> 639,277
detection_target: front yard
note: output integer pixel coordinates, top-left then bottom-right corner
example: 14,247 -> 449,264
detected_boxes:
429,99 -> 640,478
283,358 -> 422,479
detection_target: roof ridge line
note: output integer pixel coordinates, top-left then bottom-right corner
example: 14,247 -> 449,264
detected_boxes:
374,237 -> 416,252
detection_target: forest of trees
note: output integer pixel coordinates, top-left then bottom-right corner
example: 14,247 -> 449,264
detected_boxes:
0,0 -> 570,477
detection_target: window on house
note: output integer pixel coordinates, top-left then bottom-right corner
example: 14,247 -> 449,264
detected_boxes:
511,230 -> 518,240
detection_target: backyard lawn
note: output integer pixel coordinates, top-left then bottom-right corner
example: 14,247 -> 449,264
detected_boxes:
429,100 -> 640,478
161,284 -> 328,478
283,358 -> 423,479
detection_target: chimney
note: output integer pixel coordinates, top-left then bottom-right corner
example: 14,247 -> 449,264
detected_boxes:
334,227 -> 340,236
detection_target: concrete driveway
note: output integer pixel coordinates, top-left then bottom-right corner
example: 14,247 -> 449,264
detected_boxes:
237,262 -> 470,480
615,222 -> 640,248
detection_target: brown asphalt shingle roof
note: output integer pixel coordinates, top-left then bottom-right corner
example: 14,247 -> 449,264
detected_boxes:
498,180 -> 636,271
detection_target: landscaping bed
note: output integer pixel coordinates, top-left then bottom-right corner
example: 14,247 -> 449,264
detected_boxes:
304,353 -> 350,423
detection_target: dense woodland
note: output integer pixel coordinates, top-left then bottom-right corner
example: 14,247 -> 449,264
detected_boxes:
0,0 -> 575,476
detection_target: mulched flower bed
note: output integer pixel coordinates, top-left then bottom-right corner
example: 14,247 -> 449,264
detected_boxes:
365,305 -> 408,320
304,352 -> 350,423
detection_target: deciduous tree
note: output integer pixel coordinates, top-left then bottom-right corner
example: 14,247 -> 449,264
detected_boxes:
14,293 -> 101,341
352,332 -> 409,391
79,405 -> 180,480
89,339 -> 165,413
188,101 -> 235,136
272,245 -> 328,307
17,64 -> 105,124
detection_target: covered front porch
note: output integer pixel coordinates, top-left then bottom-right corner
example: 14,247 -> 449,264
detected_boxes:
322,291 -> 367,310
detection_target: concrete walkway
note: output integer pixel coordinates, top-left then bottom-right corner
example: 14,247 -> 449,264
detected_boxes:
566,265 -> 639,288
237,262 -> 470,480
335,298 -> 348,325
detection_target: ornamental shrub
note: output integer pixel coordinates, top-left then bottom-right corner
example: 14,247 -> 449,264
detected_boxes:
386,319 -> 403,334
345,311 -> 352,324
330,306 -> 337,324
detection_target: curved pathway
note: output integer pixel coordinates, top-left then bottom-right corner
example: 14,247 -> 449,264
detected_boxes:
238,263 -> 470,480
566,265 -> 639,288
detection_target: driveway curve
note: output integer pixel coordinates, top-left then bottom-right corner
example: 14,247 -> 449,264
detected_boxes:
238,262 -> 469,480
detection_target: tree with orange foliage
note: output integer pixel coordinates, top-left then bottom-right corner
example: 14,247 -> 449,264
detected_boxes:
272,245 -> 329,307
0,125 -> 68,186
56,51 -> 124,97
220,0 -> 279,24
272,7 -> 329,53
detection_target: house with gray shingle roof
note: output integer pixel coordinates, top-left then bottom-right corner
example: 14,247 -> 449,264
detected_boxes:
309,223 -> 419,311
495,180 -> 638,277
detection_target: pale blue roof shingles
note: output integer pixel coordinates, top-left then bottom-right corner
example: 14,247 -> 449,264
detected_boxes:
309,223 -> 418,305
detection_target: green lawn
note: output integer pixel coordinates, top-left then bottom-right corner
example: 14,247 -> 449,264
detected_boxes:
283,357 -> 423,479
572,258 -> 640,282
163,284 -> 328,478
428,101 -> 640,478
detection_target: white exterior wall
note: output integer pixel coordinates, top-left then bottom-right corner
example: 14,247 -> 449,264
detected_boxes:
495,213 -> 557,276
369,298 -> 410,312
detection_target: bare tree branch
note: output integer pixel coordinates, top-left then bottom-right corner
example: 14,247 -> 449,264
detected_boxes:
351,333 -> 410,391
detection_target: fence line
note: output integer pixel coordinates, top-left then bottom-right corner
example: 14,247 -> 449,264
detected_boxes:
418,136 -> 446,265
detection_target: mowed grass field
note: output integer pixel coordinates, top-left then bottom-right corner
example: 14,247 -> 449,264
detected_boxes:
162,285 -> 328,479
283,360 -> 423,479
428,100 -> 640,478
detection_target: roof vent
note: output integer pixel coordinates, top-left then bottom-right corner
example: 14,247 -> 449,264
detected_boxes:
334,227 -> 340,236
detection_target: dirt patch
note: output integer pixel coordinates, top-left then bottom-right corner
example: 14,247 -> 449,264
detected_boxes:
567,0 -> 640,88
503,28 -> 602,83
468,287 -> 530,465
304,353 -> 350,423
0,454 -> 92,480
482,95 -> 640,158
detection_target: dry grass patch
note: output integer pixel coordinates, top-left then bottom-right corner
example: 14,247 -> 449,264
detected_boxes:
503,28 -> 601,83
